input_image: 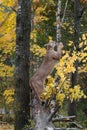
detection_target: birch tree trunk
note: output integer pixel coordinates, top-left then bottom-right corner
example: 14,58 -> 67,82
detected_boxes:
56,0 -> 61,44
32,100 -> 54,130
15,0 -> 31,130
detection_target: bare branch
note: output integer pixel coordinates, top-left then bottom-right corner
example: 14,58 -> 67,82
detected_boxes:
61,0 -> 69,24
79,4 -> 87,18
48,105 -> 60,121
10,6 -> 17,13
52,115 -> 76,122
69,122 -> 83,129
54,128 -> 78,130
0,13 -> 11,27
43,99 -> 49,109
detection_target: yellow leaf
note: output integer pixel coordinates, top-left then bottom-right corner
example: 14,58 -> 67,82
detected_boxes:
82,34 -> 86,40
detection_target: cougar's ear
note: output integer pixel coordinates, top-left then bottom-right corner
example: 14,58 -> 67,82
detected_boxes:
51,41 -> 56,48
44,41 -> 56,48
44,43 -> 49,47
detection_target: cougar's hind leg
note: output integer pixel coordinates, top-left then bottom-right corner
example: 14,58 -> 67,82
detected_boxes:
30,79 -> 42,104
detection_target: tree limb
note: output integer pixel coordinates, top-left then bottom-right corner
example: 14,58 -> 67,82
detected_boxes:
10,6 -> 17,13
69,122 -> 83,129
48,105 -> 60,121
52,116 -> 76,122
79,4 -> 87,18
27,128 -> 79,130
61,0 -> 68,24
0,2 -> 17,27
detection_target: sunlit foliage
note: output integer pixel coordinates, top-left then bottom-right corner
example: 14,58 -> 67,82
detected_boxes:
0,0 -> 87,108
0,0 -> 16,106
3,88 -> 14,104
41,36 -> 87,106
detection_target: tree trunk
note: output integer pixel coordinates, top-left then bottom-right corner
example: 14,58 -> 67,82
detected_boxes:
31,1 -> 61,129
15,0 -> 31,130
56,0 -> 61,44
32,100 -> 54,130
31,1 -> 62,129
68,0 -> 80,117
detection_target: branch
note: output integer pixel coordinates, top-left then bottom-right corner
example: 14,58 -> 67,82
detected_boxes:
48,105 -> 60,121
0,2 -> 17,27
10,6 -> 17,13
61,0 -> 69,24
69,122 -> 83,129
43,99 -> 49,109
0,13 -> 11,27
24,128 -> 79,130
52,115 -> 76,122
54,128 -> 78,130
0,121 -> 7,124
79,4 -> 87,18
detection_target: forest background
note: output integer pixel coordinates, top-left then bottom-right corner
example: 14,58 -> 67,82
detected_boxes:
0,0 -> 87,130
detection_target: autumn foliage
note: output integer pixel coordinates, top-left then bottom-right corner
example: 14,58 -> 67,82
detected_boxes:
0,0 -> 87,128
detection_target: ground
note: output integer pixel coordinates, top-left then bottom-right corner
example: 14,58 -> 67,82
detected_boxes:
0,124 -> 14,130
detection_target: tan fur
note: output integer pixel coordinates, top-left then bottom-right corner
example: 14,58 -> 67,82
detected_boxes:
29,41 -> 63,103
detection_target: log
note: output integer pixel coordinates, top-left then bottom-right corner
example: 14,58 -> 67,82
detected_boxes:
46,128 -> 79,130
52,116 -> 76,122
0,121 -> 7,124
26,128 -> 79,130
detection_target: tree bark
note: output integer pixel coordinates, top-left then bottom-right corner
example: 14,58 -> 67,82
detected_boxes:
56,0 -> 61,44
68,0 -> 80,117
27,128 -> 78,130
32,102 -> 54,130
15,0 -> 31,130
